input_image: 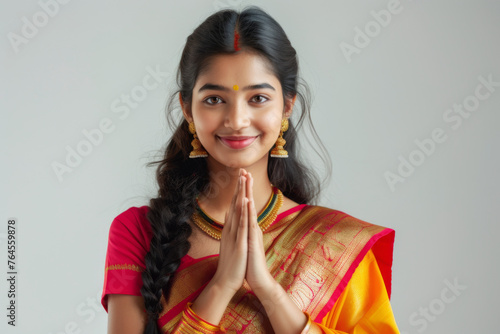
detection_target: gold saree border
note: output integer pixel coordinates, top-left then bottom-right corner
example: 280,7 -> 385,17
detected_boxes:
105,263 -> 144,272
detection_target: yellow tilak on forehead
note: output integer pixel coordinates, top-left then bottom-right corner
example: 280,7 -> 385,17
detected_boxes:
233,85 -> 239,91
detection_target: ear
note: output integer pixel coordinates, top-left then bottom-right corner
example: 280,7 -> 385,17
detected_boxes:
283,94 -> 296,118
179,93 -> 193,123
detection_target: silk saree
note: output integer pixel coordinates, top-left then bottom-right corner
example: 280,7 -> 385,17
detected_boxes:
101,204 -> 399,333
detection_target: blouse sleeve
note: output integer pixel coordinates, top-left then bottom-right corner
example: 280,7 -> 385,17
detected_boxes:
101,207 -> 151,312
310,249 -> 400,333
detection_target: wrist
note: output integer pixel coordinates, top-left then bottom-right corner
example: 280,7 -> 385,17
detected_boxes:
207,278 -> 238,302
189,279 -> 235,326
252,273 -> 279,300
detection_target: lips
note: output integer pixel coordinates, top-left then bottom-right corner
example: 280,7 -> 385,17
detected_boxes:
218,135 -> 258,149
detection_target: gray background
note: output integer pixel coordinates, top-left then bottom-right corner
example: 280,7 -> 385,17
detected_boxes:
1,0 -> 499,333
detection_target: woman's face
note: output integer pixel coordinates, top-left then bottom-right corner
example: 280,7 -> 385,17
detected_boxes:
183,51 -> 293,169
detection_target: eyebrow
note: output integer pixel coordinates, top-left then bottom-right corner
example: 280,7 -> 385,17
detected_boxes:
198,83 -> 276,92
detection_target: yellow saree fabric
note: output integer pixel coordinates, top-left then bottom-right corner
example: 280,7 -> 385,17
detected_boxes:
317,249 -> 399,333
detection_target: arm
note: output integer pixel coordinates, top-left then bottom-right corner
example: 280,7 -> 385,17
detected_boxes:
106,284 -> 233,334
107,295 -> 147,334
254,249 -> 400,334
102,211 -> 150,334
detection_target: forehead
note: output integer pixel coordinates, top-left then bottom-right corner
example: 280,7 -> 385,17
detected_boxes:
195,51 -> 278,87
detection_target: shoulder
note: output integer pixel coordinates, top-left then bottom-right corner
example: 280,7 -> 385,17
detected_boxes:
112,205 -> 150,229
108,205 -> 152,249
297,206 -> 396,297
303,205 -> 396,287
114,205 -> 150,223
296,205 -> 395,248
299,204 -> 390,229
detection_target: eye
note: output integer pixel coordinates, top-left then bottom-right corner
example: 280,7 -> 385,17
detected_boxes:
203,96 -> 224,105
251,95 -> 269,103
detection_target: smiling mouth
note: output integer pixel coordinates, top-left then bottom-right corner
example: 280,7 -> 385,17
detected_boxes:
217,136 -> 258,149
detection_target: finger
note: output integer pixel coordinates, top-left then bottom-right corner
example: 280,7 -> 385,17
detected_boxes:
230,169 -> 242,210
248,196 -> 266,262
238,175 -> 246,224
248,199 -> 258,234
247,173 -> 257,229
226,171 -> 242,233
237,197 -> 249,246
248,175 -> 264,250
232,168 -> 243,203
221,210 -> 229,239
246,173 -> 254,209
238,170 -> 246,208
230,174 -> 246,235
241,174 -> 247,207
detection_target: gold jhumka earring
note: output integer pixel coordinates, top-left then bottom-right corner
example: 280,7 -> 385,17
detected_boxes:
270,118 -> 289,158
188,121 -> 208,158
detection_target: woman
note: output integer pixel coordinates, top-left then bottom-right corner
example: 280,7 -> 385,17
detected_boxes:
101,6 -> 399,334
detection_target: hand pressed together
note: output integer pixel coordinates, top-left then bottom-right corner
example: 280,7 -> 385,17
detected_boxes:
211,168 -> 275,296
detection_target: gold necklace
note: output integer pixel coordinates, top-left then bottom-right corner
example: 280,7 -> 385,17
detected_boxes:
191,186 -> 284,240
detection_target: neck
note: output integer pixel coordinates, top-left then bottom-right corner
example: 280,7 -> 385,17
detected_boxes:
197,155 -> 273,223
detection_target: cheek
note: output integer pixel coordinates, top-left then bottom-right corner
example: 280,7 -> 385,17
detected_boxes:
258,112 -> 282,138
194,113 -> 218,135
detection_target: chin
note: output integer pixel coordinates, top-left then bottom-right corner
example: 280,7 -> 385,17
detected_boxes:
208,154 -> 265,170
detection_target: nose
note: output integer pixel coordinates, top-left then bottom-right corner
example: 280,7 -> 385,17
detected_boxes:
224,100 -> 250,130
